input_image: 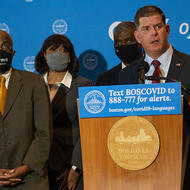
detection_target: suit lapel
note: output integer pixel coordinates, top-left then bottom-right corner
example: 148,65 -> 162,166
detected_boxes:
116,63 -> 122,83
0,113 -> 3,120
51,81 -> 75,109
52,85 -> 67,107
167,49 -> 185,81
3,69 -> 23,117
118,58 -> 144,85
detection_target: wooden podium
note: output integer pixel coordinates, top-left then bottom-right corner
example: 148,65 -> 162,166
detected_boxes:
78,101 -> 184,190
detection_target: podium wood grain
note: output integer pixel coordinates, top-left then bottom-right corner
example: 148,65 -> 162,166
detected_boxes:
78,113 -> 182,190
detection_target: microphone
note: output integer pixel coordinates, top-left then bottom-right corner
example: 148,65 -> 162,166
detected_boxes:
145,75 -> 190,103
138,61 -> 150,84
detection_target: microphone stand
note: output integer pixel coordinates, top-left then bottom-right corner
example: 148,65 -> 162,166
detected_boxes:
145,76 -> 190,105
138,69 -> 145,84
137,61 -> 150,84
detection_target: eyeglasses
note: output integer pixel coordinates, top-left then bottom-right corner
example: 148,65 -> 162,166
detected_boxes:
0,41 -> 13,53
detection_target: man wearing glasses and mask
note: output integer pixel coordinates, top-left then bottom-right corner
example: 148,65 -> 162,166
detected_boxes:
96,21 -> 143,86
0,30 -> 51,189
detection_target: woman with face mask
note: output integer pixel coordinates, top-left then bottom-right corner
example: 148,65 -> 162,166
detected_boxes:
35,34 -> 93,190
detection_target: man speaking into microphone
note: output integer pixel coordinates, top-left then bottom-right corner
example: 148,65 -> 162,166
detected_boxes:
134,5 -> 190,190
134,5 -> 190,101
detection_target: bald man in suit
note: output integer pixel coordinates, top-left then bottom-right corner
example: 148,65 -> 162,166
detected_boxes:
0,30 -> 51,189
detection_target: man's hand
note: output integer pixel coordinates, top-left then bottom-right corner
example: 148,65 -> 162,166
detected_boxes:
0,165 -> 30,186
56,169 -> 70,188
0,169 -> 19,186
57,169 -> 70,181
9,165 -> 31,186
59,168 -> 81,190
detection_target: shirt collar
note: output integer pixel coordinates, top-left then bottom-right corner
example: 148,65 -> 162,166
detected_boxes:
145,44 -> 173,68
43,70 -> 72,88
1,68 -> 12,88
121,62 -> 127,69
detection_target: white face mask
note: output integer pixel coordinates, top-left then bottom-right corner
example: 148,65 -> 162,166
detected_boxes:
46,52 -> 70,71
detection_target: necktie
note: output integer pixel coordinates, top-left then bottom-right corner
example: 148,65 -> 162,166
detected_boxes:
0,76 -> 7,115
152,60 -> 161,83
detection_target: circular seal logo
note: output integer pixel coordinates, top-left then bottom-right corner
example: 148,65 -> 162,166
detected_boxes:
108,116 -> 160,170
0,23 -> 10,33
82,52 -> 98,70
84,90 -> 106,114
23,56 -> 35,72
52,19 -> 68,34
108,21 -> 121,41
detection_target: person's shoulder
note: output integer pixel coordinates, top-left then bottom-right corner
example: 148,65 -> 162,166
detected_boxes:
96,63 -> 121,81
173,48 -> 190,59
13,69 -> 40,77
13,69 -> 43,83
99,63 -> 121,77
96,63 -> 121,86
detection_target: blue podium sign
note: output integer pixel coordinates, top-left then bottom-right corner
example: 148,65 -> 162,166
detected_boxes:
78,82 -> 182,118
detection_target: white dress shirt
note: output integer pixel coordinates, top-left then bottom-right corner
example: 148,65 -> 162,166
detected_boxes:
145,45 -> 173,84
1,68 -> 12,88
121,62 -> 127,69
43,71 -> 72,101
44,71 -> 79,169
43,70 -> 72,88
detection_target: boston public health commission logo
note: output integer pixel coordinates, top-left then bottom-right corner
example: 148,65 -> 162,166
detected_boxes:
0,23 -> 10,33
108,116 -> 160,170
82,52 -> 98,70
108,21 -> 121,40
52,19 -> 68,34
23,56 -> 35,72
84,90 -> 106,114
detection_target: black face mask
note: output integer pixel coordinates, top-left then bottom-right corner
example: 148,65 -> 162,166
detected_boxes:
0,50 -> 13,73
115,43 -> 142,64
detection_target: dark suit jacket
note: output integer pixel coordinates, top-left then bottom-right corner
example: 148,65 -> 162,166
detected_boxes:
167,48 -> 190,100
0,69 -> 52,190
167,49 -> 190,190
97,49 -> 190,95
96,63 -> 122,86
48,75 -> 93,171
96,59 -> 142,86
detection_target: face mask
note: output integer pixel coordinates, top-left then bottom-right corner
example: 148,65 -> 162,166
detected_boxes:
0,50 -> 13,73
46,52 -> 70,71
115,43 -> 142,64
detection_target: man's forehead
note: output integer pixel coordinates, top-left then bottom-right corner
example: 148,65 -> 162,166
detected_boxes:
139,14 -> 163,25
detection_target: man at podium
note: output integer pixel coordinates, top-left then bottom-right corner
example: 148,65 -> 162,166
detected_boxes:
134,5 -> 190,190
134,5 -> 190,101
